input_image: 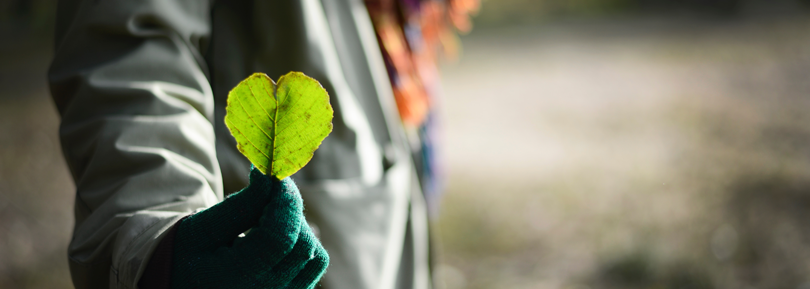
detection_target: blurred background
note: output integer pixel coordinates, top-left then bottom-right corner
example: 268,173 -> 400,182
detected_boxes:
3,0 -> 810,288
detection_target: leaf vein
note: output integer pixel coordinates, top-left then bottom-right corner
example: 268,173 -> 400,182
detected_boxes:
245,79 -> 276,122
275,96 -> 325,137
234,94 -> 275,143
226,118 -> 272,161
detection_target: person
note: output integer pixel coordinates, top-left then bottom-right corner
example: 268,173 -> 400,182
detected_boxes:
48,0 -> 476,288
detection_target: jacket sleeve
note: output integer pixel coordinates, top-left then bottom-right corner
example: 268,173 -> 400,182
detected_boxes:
47,0 -> 222,288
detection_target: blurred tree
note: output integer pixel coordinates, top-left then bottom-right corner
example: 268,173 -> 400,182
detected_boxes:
0,0 -> 55,37
474,0 -> 808,27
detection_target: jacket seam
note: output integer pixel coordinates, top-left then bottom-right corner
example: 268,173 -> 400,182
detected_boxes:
115,217 -> 165,288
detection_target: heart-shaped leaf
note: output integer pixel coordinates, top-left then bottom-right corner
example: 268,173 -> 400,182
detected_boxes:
224,72 -> 333,180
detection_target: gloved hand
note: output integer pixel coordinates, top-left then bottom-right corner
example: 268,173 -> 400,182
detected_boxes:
170,167 -> 328,289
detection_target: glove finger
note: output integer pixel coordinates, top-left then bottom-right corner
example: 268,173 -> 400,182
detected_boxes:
282,225 -> 329,289
232,177 -> 304,263
265,223 -> 323,287
224,219 -> 312,288
180,166 -> 281,252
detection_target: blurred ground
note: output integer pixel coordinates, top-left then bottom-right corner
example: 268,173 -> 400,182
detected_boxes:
436,15 -> 810,289
4,1 -> 810,289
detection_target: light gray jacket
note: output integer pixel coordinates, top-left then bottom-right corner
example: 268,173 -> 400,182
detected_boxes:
48,0 -> 431,288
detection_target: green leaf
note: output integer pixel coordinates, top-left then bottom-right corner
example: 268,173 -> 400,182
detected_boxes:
224,72 -> 333,180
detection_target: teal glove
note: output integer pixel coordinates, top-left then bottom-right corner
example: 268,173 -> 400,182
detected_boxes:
170,167 -> 328,289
